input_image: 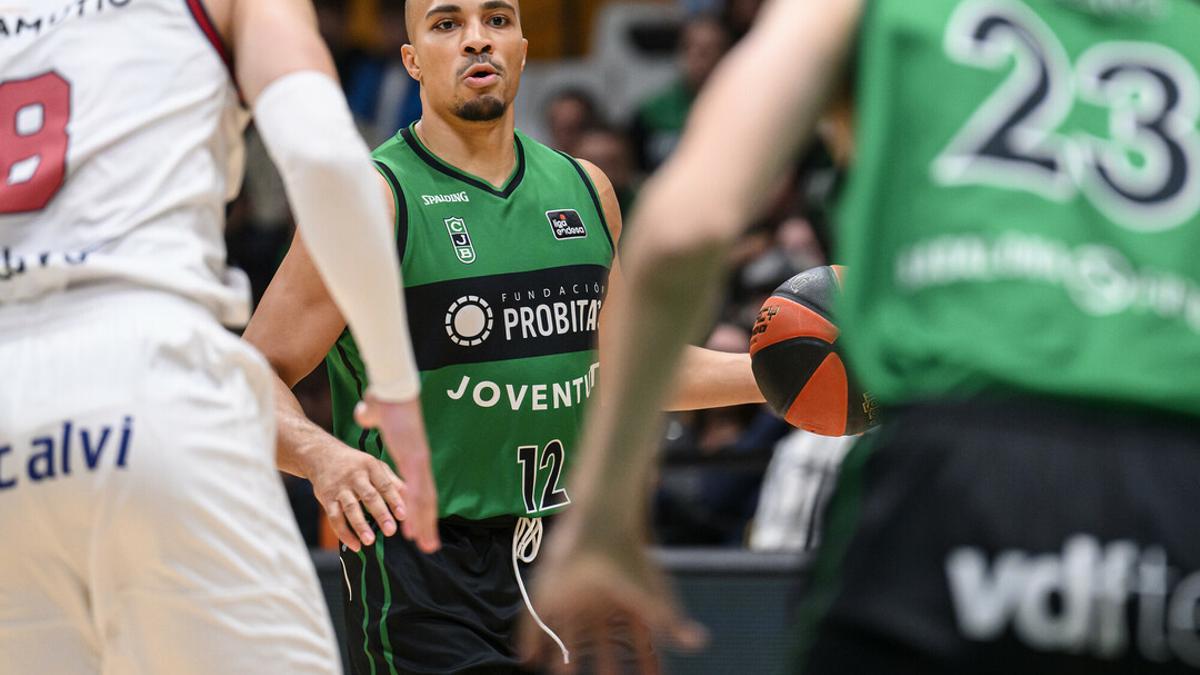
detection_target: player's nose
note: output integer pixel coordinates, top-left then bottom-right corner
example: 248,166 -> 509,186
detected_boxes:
461,18 -> 493,55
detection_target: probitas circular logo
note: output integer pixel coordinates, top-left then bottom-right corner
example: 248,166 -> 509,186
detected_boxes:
445,295 -> 494,347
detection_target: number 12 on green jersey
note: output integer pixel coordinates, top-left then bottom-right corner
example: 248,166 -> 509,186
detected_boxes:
517,440 -> 571,514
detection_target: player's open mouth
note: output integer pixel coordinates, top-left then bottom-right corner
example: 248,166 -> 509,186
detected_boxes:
463,64 -> 501,88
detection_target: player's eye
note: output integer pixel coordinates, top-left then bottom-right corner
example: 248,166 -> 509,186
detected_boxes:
433,19 -> 457,31
488,15 -> 509,27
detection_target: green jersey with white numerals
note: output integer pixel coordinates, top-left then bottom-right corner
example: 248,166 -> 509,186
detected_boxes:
326,124 -> 613,520
837,0 -> 1200,415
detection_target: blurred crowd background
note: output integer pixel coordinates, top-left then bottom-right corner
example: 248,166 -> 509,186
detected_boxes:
227,0 -> 851,552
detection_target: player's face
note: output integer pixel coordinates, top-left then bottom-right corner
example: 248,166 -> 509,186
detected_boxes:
403,0 -> 528,123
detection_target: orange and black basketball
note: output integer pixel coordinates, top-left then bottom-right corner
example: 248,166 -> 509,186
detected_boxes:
749,266 -> 877,436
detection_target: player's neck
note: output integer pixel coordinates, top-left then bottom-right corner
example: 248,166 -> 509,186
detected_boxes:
414,112 -> 518,189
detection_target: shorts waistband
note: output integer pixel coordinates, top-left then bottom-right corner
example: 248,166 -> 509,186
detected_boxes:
440,513 -> 559,529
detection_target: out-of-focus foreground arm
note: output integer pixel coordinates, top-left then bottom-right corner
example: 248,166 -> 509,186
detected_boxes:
575,0 -> 864,521
220,0 -> 439,552
231,0 -> 419,402
524,0 -> 864,666
582,162 -> 764,412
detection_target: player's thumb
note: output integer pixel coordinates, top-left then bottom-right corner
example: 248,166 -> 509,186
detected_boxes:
666,617 -> 708,652
647,602 -> 707,653
354,400 -> 378,428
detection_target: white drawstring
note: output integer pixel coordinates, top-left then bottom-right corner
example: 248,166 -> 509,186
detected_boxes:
513,517 -> 570,665
339,546 -> 353,603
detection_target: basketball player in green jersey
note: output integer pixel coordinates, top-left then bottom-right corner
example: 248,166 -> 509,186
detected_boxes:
525,0 -> 1200,672
244,0 -> 763,672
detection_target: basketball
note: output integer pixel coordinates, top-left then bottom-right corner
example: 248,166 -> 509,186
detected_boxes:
749,266 -> 878,436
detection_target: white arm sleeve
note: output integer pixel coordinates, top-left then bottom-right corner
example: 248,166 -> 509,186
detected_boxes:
254,71 -> 419,401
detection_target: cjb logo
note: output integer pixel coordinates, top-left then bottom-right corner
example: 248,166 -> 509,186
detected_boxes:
445,217 -> 476,264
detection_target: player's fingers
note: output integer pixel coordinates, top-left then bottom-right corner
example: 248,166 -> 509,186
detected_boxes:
424,474 -> 442,551
373,470 -> 408,522
630,616 -> 660,675
675,621 -> 708,651
338,491 -> 376,547
355,478 -> 397,537
592,619 -> 619,675
399,502 -> 439,552
606,582 -> 705,654
399,455 -> 441,553
658,611 -> 708,653
403,507 -> 440,553
647,595 -> 708,653
324,499 -> 362,553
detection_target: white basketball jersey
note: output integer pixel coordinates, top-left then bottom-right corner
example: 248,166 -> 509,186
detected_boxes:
0,0 -> 251,325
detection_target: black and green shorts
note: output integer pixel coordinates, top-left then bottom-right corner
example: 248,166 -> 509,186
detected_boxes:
792,396 -> 1200,675
340,515 -> 640,675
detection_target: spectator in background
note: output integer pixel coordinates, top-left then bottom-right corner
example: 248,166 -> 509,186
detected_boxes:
679,0 -> 722,15
629,14 -> 731,171
314,0 -> 356,85
721,0 -> 766,42
543,88 -> 601,156
574,124 -> 640,217
776,213 -> 826,273
724,167 -> 809,310
749,431 -> 856,552
344,2 -> 421,145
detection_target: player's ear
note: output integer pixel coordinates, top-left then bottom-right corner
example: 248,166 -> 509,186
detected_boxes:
402,44 -> 421,81
520,38 -> 528,72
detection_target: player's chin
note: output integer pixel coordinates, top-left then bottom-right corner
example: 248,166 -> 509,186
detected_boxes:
453,94 -> 508,122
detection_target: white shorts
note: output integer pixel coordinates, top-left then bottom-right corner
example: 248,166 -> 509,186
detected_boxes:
0,284 -> 341,675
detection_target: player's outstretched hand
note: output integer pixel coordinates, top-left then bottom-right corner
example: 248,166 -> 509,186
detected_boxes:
520,515 -> 707,674
355,394 -> 441,554
306,443 -> 408,552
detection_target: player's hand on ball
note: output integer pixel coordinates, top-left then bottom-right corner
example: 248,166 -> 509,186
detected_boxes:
750,266 -> 879,436
305,443 -> 408,553
355,394 -> 442,553
520,514 -> 707,674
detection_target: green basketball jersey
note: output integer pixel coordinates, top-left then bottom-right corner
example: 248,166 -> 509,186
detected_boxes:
837,0 -> 1200,415
326,124 -> 614,520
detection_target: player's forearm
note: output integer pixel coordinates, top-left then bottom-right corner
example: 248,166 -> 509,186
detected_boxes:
253,72 -> 420,403
271,373 -> 341,480
666,347 -> 763,411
